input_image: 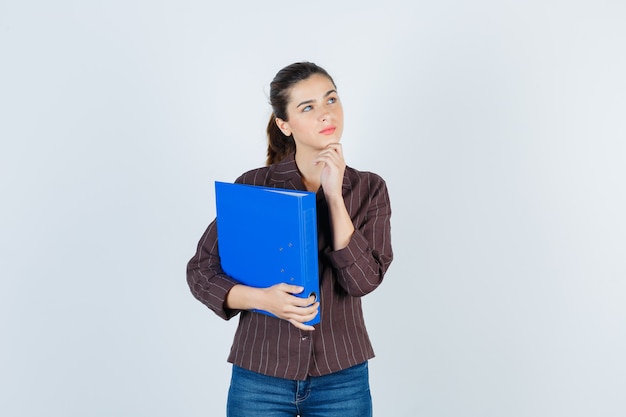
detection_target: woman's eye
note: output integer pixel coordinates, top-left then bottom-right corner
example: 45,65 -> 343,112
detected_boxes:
327,97 -> 337,104
303,105 -> 313,112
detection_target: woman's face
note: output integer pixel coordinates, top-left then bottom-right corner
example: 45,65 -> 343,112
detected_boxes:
276,74 -> 344,153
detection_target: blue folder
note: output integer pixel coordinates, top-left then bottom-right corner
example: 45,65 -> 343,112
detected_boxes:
214,181 -> 320,325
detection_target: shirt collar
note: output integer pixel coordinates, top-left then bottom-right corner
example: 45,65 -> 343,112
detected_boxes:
269,153 -> 351,191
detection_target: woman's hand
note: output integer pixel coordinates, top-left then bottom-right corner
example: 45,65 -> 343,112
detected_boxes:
314,143 -> 346,200
260,283 -> 319,331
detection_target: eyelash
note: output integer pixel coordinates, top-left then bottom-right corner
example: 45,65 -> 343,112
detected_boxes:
302,97 -> 337,113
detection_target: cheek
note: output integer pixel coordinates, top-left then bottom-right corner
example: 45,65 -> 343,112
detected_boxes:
294,116 -> 315,130
335,108 -> 344,123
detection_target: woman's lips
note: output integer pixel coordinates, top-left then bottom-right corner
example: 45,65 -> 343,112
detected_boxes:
320,126 -> 336,135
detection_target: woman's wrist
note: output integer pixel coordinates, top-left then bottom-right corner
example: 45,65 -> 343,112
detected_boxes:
225,284 -> 262,310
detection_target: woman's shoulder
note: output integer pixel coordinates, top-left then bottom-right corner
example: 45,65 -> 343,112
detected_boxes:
234,165 -> 273,186
234,155 -> 298,187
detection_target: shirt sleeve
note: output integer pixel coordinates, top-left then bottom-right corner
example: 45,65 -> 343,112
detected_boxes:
326,174 -> 393,297
186,218 -> 241,320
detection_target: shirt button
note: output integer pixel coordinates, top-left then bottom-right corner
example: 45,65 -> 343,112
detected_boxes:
301,335 -> 309,341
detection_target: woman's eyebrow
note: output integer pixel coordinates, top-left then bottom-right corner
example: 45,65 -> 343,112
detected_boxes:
296,99 -> 315,109
296,90 -> 338,108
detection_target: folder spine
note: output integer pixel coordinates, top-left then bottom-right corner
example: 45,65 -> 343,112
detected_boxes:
302,206 -> 318,301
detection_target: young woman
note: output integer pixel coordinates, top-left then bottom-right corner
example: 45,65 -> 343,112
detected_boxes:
187,62 -> 393,417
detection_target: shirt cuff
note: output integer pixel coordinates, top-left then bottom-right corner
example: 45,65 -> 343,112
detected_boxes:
210,274 -> 242,320
325,230 -> 369,269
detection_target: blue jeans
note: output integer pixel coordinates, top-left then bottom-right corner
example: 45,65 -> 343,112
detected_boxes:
226,362 -> 373,417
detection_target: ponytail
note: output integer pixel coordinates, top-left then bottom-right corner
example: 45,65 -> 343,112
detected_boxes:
266,113 -> 295,166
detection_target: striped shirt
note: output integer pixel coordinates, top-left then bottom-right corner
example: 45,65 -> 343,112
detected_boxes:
187,153 -> 393,381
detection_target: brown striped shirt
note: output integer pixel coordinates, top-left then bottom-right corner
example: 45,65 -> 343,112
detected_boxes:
187,153 -> 393,380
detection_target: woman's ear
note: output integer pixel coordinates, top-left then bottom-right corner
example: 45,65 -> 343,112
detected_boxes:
275,117 -> 291,137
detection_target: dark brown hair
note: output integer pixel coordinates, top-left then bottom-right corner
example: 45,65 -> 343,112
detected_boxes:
266,62 -> 336,165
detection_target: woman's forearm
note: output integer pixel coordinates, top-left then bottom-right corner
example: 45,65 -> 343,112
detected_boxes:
326,194 -> 355,250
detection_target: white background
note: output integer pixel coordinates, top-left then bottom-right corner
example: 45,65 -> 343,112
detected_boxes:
1,1 -> 625,416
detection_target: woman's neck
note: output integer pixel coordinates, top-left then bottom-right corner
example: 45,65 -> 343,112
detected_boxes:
295,150 -> 322,192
